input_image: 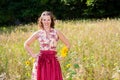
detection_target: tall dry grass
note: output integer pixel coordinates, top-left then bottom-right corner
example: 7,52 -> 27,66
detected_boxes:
0,18 -> 120,80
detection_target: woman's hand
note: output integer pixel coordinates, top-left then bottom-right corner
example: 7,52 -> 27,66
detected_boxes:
56,56 -> 64,61
31,53 -> 40,58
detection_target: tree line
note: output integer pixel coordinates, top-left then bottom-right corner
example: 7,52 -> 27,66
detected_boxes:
0,0 -> 120,26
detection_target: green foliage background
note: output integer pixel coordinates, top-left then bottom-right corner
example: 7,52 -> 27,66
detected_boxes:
0,0 -> 120,26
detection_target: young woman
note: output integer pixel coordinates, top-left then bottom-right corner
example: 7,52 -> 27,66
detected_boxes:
24,11 -> 70,80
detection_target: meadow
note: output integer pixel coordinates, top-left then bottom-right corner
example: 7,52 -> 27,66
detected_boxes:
0,18 -> 120,80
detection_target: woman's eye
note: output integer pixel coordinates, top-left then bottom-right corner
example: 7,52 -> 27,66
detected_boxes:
43,19 -> 46,21
48,19 -> 50,21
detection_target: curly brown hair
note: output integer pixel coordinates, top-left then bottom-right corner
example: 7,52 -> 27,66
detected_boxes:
38,11 -> 56,29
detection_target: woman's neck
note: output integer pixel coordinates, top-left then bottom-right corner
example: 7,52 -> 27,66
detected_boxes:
44,27 -> 51,32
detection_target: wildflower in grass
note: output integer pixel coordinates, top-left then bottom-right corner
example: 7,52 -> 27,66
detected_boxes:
61,46 -> 68,57
25,60 -> 30,66
66,64 -> 71,68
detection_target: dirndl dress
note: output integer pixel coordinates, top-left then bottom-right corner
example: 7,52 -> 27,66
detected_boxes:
31,28 -> 63,80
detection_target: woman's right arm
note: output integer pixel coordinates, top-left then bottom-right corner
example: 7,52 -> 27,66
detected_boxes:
24,31 -> 39,58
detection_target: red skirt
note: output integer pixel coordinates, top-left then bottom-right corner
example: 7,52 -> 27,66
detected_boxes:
37,50 -> 63,80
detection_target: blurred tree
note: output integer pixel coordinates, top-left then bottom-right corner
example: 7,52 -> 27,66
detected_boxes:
0,0 -> 120,26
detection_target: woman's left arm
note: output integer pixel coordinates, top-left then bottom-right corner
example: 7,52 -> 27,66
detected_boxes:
57,30 -> 71,49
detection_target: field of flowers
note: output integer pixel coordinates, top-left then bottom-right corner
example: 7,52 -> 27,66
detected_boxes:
0,18 -> 120,80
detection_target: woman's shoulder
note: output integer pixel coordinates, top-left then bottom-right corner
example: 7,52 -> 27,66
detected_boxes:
32,30 -> 43,37
53,29 -> 61,34
52,28 -> 59,33
33,30 -> 42,34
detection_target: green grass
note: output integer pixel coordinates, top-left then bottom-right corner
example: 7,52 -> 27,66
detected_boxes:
0,18 -> 120,80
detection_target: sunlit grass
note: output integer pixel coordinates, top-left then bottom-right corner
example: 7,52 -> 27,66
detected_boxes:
0,18 -> 120,80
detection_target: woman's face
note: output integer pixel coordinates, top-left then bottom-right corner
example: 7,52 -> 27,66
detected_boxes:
42,15 -> 51,29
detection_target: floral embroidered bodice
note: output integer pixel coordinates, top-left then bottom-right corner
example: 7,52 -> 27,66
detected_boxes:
38,28 -> 59,51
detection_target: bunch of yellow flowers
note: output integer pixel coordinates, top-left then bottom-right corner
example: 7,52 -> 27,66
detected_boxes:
60,46 -> 68,57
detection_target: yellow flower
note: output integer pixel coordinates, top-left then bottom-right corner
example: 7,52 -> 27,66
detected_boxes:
61,46 -> 68,57
66,64 -> 71,68
25,60 -> 30,66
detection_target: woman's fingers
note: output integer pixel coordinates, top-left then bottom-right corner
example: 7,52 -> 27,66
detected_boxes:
56,56 -> 63,61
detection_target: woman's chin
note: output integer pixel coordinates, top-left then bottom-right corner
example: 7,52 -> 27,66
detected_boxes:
44,26 -> 50,28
